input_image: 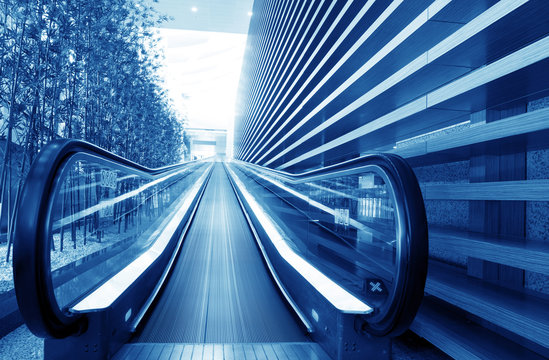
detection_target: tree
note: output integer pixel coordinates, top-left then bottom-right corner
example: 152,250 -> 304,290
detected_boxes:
0,0 -> 189,261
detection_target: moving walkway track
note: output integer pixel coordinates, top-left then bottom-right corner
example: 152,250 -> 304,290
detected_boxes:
12,140 -> 428,360
134,163 -> 306,344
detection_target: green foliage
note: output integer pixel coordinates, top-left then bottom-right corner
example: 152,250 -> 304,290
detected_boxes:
0,0 -> 188,256
0,0 -> 187,171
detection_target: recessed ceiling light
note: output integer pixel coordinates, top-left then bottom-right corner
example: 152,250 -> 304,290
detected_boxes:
247,11 -> 253,16
191,6 -> 198,12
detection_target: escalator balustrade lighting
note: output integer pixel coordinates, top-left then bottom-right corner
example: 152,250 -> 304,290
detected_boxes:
13,140 -> 212,359
227,165 -> 373,314
228,153 -> 428,349
72,169 -> 211,311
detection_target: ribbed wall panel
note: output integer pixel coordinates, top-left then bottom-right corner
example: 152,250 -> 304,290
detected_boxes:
234,2 -> 549,358
235,0 -> 549,172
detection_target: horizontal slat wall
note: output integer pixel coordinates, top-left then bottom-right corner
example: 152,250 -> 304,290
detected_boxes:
411,297 -> 547,360
235,1 -> 549,359
235,0 -> 549,172
428,227 -> 549,275
422,180 -> 549,201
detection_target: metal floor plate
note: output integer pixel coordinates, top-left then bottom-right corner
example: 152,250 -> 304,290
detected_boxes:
115,342 -> 331,360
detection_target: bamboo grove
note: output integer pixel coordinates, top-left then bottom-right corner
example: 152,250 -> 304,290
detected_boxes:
0,0 -> 190,260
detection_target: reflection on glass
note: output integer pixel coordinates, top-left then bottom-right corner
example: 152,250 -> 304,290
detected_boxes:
48,154 -> 208,309
230,163 -> 399,313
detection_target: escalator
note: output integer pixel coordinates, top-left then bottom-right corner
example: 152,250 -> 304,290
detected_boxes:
134,163 -> 306,343
12,140 -> 428,360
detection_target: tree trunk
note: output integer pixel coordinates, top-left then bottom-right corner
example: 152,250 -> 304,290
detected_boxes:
3,4 -> 29,261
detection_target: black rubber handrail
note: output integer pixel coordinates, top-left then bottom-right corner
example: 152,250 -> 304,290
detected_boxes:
13,139 -> 193,339
234,153 -> 428,337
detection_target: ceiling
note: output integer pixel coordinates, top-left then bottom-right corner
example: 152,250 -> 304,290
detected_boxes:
147,0 -> 255,34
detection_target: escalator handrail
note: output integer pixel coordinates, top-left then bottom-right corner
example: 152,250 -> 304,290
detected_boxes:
234,153 -> 411,182
232,153 -> 428,337
13,139 -> 195,339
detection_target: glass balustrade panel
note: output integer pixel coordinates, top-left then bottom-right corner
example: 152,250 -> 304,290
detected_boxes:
48,153 -> 208,309
231,163 -> 400,313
